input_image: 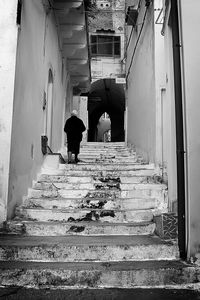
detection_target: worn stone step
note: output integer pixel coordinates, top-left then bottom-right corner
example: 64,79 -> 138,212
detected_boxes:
33,181 -> 122,191
23,197 -> 157,211
37,174 -> 94,183
33,181 -> 95,191
32,181 -> 166,192
15,207 -> 154,223
27,187 -> 166,203
0,260 -> 199,288
78,157 -> 139,163
2,220 -> 156,236
81,142 -> 126,147
59,163 -> 155,172
79,149 -> 132,153
27,188 -> 120,199
37,174 -> 155,185
78,153 -> 135,158
0,235 -> 179,262
79,152 -> 133,157
41,168 -> 156,177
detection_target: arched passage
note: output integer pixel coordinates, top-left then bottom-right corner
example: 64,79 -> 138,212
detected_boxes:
88,78 -> 125,142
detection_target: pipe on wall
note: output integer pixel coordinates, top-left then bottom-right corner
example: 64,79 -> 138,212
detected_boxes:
177,0 -> 190,260
171,0 -> 186,260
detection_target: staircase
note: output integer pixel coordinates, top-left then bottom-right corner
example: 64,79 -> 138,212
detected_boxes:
0,142 -> 199,290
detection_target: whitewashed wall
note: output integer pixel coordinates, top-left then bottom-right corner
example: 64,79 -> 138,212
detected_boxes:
178,0 -> 200,259
7,0 -> 71,218
0,0 -> 18,222
154,0 -> 177,212
126,0 -> 156,162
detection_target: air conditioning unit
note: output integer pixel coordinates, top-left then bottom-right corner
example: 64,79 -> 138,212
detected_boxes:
125,6 -> 138,26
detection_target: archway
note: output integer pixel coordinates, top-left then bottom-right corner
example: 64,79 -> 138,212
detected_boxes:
87,78 -> 125,142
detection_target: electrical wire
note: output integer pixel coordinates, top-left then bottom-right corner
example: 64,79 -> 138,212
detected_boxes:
126,6 -> 148,80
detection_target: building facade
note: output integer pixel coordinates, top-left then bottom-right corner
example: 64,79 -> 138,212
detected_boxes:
0,0 -> 90,221
125,0 -> 200,261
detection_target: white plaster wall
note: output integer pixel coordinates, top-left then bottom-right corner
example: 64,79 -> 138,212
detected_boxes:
91,56 -> 124,80
154,0 -> 165,164
0,0 -> 18,222
126,0 -> 156,162
8,0 -> 71,218
79,96 -> 88,143
178,0 -> 200,258
154,0 -> 177,212
72,95 -> 88,143
163,22 -> 177,212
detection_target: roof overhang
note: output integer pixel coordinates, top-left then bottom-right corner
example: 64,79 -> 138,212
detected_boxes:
53,0 -> 91,94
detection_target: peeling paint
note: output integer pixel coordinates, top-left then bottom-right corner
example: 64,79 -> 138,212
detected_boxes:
100,210 -> 115,218
68,226 -> 85,233
81,199 -> 107,209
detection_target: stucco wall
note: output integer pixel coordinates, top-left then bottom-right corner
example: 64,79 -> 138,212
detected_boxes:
0,0 -> 18,222
8,0 -> 70,218
126,0 -> 155,162
178,0 -> 200,258
163,15 -> 177,212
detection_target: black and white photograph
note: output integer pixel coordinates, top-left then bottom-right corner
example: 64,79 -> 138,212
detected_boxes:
0,0 -> 200,299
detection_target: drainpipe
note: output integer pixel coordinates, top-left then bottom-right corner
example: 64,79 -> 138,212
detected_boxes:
177,0 -> 190,260
171,0 -> 186,260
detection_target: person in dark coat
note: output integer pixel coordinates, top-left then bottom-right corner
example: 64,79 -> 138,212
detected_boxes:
64,110 -> 86,163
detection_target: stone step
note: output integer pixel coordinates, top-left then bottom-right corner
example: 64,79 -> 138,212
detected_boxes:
79,150 -> 133,155
23,197 -> 157,211
42,168 -> 156,177
27,187 -> 166,202
15,207 -> 154,223
0,260 -> 198,288
0,235 -> 179,262
33,181 -> 166,191
38,174 -> 94,183
78,152 -> 134,158
81,142 -> 126,147
59,163 -> 155,172
2,220 -> 156,236
78,157 -> 139,163
37,174 -> 158,185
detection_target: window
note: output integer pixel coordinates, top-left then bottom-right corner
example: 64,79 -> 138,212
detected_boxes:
90,35 -> 120,57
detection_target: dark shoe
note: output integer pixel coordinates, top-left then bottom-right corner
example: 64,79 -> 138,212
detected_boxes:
75,158 -> 81,163
68,161 -> 72,164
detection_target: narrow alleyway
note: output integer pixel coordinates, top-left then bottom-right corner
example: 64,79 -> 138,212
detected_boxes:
0,142 -> 200,294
